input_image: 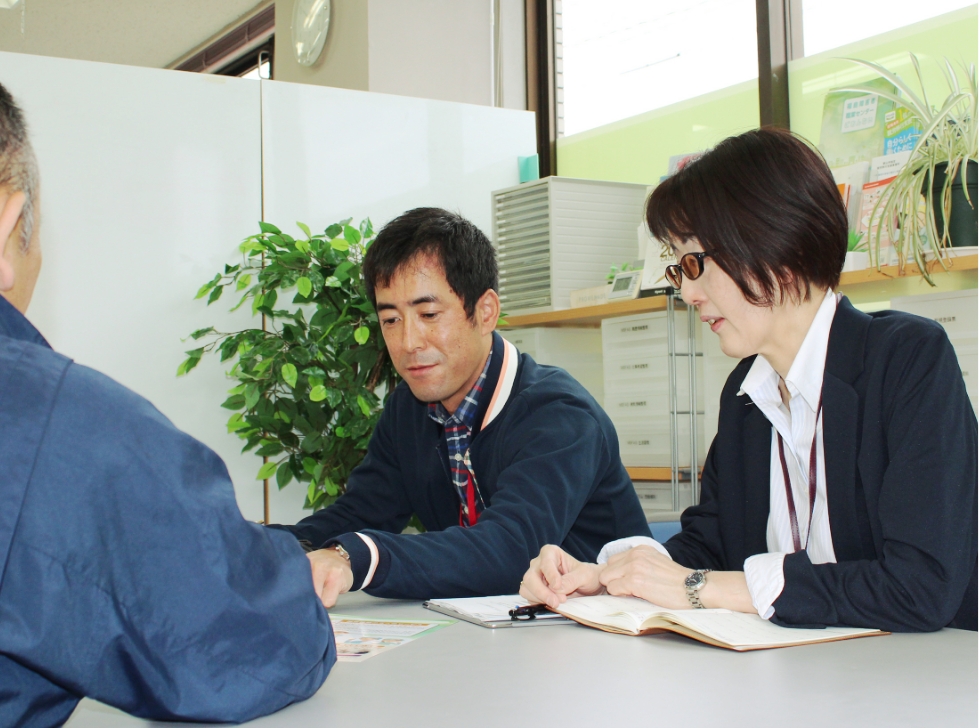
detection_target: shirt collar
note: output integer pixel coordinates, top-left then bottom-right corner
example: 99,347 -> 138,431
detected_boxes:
427,347 -> 493,430
0,295 -> 50,349
740,289 -> 839,411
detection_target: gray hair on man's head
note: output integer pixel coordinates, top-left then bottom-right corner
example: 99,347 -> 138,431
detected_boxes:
0,81 -> 38,251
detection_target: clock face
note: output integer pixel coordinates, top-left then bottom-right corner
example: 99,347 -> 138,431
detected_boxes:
291,0 -> 332,67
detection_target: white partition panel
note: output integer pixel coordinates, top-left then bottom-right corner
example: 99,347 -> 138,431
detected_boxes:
0,52 -> 266,520
260,80 -> 536,525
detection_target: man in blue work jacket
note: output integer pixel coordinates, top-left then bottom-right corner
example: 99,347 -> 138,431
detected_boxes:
0,84 -> 335,726
276,207 -> 650,606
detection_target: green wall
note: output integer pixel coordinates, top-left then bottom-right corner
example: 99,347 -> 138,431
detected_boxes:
789,5 -> 978,145
557,80 -> 759,185
557,5 -> 978,184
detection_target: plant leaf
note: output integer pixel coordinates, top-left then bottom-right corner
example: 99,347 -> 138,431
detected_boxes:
354,325 -> 369,345
281,362 -> 298,388
297,276 -> 313,298
330,237 -> 350,252
357,394 -> 371,416
276,462 -> 294,489
195,274 -> 221,300
244,384 -> 260,410
258,221 -> 281,234
256,461 -> 278,480
309,385 -> 327,402
842,56 -> 930,121
296,221 -> 312,239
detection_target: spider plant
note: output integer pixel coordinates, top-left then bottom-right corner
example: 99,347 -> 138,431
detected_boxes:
837,54 -> 977,283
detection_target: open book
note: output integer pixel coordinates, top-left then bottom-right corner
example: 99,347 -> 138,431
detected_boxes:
555,595 -> 887,651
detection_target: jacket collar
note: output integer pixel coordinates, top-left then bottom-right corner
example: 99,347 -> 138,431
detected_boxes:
474,331 -> 519,434
821,295 -> 871,561
0,295 -> 50,349
824,296 -> 871,385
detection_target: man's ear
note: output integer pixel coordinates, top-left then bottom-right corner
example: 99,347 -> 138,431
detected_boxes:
475,288 -> 501,335
0,189 -> 26,292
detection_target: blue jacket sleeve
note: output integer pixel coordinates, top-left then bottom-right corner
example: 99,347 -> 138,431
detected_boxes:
360,394 -> 616,599
2,361 -> 336,723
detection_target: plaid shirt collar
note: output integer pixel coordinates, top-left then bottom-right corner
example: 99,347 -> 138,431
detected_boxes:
426,350 -> 493,432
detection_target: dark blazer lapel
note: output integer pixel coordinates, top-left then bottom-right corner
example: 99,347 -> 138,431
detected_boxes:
822,297 -> 871,561
742,402 -> 772,557
821,373 -> 862,560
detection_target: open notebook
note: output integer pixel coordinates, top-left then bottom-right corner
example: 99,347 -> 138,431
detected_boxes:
555,595 -> 887,651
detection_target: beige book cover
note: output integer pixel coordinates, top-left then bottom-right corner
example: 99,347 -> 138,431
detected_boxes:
555,595 -> 887,651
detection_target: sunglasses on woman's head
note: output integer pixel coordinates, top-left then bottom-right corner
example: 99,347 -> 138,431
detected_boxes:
665,252 -> 711,290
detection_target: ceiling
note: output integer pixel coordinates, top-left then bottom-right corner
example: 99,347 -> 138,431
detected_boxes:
0,0 -> 268,68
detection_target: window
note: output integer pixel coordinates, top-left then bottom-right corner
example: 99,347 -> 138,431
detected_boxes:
801,0 -> 975,57
556,0 -> 759,137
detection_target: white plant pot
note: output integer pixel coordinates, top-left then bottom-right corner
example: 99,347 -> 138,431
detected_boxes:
843,251 -> 871,272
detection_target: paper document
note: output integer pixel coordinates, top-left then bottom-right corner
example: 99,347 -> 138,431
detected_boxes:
424,594 -> 574,628
330,614 -> 453,662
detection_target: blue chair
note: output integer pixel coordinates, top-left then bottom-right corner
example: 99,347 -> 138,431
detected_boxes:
648,521 -> 681,542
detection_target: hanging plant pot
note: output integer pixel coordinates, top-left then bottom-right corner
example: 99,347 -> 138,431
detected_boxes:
930,160 -> 978,248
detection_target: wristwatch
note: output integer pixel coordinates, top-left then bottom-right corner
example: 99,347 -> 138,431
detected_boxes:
684,569 -> 712,609
328,543 -> 351,562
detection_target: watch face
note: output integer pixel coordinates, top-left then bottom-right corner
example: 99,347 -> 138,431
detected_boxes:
292,0 -> 332,67
684,571 -> 705,589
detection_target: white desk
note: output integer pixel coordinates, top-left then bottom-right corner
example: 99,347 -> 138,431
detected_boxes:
66,592 -> 978,728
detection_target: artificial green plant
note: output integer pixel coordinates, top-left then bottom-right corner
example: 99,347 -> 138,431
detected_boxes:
840,54 -> 978,282
179,219 -> 398,511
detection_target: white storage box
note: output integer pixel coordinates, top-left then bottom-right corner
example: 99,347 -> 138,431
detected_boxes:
492,177 -> 649,314
602,311 -> 706,467
633,481 -> 692,517
499,327 -> 604,404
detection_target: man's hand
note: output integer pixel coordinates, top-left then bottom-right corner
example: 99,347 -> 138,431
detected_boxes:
599,545 -> 690,609
307,548 -> 354,608
519,544 -> 605,609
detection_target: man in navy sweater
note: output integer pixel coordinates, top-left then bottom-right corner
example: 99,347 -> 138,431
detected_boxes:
278,207 -> 649,606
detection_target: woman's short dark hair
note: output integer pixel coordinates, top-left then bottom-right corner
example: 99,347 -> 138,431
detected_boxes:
362,207 -> 498,319
646,127 -> 847,305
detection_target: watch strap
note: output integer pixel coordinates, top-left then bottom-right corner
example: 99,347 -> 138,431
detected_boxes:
685,568 -> 713,609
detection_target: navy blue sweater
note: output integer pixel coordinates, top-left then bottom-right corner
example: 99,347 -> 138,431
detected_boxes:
283,332 -> 649,599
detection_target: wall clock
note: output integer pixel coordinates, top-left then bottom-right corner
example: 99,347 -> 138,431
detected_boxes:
292,0 -> 331,67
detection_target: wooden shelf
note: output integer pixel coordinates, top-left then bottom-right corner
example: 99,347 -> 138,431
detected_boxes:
837,253 -> 977,286
501,295 -> 667,328
499,255 -> 977,330
627,466 -> 702,482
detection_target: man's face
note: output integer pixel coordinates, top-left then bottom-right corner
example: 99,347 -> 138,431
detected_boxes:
375,252 -> 498,413
0,189 -> 42,314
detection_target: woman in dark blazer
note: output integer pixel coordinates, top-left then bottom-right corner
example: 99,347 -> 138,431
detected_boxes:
520,128 -> 977,632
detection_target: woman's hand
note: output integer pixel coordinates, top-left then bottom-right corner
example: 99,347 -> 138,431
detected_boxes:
599,545 -> 693,609
519,545 -> 605,609
599,546 -> 756,612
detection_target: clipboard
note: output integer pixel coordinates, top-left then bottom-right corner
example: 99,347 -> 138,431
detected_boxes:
423,595 -> 575,629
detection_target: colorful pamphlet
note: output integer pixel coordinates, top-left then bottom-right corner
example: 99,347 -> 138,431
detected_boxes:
819,78 -> 896,169
330,614 -> 453,662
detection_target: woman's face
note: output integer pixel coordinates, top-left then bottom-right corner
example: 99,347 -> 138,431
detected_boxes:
672,237 -> 777,360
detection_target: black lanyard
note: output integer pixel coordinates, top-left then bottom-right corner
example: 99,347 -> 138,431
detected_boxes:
776,395 -> 823,553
